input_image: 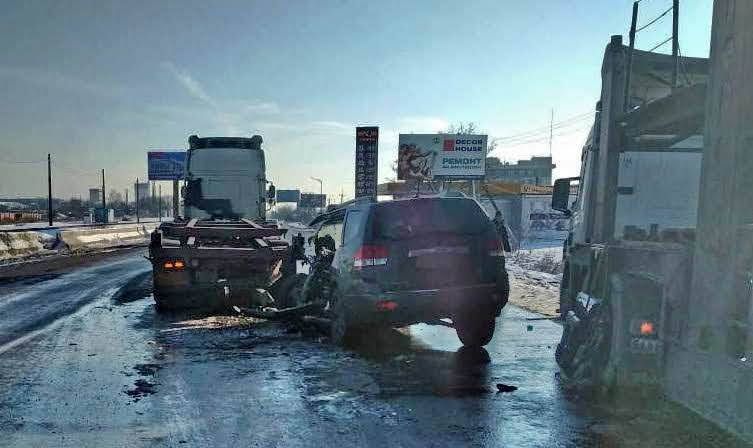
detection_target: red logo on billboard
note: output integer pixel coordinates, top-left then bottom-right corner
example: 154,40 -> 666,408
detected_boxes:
443,139 -> 455,151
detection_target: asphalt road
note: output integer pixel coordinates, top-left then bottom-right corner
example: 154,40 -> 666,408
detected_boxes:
0,252 -> 748,447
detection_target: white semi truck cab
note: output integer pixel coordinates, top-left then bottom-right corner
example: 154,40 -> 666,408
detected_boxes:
183,135 -> 272,220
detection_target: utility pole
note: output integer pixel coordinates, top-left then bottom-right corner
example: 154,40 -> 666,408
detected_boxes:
125,189 -> 128,209
672,0 -> 679,88
339,189 -> 344,204
151,182 -> 156,218
47,154 -> 53,226
158,184 -> 162,222
548,109 -> 554,157
172,180 -> 179,219
135,178 -> 140,223
310,177 -> 323,211
624,1 -> 639,111
101,169 -> 106,211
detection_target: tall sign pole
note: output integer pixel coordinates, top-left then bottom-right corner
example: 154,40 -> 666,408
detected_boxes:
135,178 -> 140,223
172,180 -> 179,219
355,126 -> 379,201
101,169 -> 106,211
47,154 -> 53,226
158,184 -> 162,222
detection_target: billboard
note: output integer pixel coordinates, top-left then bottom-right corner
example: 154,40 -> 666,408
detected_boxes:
276,189 -> 301,203
397,134 -> 487,180
299,193 -> 326,208
148,151 -> 186,181
355,127 -> 378,200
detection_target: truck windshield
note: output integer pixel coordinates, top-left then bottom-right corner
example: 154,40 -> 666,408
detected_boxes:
371,198 -> 489,240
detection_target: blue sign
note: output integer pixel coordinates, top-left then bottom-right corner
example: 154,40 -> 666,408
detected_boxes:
300,193 -> 326,208
148,151 -> 186,180
276,189 -> 301,203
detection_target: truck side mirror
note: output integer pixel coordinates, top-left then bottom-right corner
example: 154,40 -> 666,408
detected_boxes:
267,184 -> 276,205
184,178 -> 203,206
552,178 -> 577,216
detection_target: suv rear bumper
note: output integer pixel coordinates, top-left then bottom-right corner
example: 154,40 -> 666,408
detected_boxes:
342,282 -> 505,327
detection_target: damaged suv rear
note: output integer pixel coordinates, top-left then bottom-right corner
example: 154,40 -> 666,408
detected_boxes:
305,196 -> 510,346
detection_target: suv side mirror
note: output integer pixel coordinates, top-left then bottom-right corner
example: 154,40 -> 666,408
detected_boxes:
552,177 -> 578,216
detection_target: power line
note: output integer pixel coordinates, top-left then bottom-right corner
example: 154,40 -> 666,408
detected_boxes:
636,5 -> 673,33
494,116 -> 592,146
494,124 -> 592,150
51,161 -> 99,178
492,111 -> 592,144
648,36 -> 673,52
495,111 -> 591,140
0,158 -> 45,164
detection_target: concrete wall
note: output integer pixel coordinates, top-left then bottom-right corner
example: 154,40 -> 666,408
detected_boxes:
665,1 -> 753,441
59,224 -> 157,251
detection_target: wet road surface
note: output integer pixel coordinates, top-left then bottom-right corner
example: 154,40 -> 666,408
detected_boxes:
0,252 -> 748,447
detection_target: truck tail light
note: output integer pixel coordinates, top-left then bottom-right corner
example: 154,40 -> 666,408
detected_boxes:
487,239 -> 505,257
354,245 -> 388,269
163,260 -> 185,270
630,318 -> 657,336
376,300 -> 398,311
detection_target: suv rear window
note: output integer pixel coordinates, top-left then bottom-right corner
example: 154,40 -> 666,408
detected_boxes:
370,198 -> 490,240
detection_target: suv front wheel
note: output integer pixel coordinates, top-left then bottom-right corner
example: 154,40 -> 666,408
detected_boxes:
454,312 -> 496,346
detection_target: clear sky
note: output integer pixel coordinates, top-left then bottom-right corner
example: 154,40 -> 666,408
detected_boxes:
0,0 -> 713,201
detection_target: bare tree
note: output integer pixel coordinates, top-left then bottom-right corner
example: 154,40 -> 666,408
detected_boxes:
442,122 -> 497,153
443,121 -> 478,135
108,189 -> 123,205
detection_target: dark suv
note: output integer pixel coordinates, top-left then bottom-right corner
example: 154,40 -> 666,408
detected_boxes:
304,196 -> 509,346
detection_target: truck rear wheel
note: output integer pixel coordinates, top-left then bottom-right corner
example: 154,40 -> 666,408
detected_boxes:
454,313 -> 496,347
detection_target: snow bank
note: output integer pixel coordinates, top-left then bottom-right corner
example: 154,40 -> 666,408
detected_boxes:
0,231 -> 54,261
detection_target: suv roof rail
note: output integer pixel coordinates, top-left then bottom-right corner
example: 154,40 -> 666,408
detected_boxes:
309,197 -> 374,227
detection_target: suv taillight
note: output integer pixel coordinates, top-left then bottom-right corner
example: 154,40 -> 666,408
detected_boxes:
487,239 -> 505,257
354,245 -> 388,269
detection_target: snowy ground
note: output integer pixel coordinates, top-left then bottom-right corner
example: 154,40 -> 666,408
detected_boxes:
506,238 -> 565,317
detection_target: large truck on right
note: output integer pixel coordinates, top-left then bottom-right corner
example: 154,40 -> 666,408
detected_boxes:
552,34 -> 709,391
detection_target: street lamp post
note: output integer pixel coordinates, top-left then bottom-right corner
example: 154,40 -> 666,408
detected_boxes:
310,177 -> 323,212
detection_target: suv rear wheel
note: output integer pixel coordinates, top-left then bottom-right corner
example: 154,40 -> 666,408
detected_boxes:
454,312 -> 496,346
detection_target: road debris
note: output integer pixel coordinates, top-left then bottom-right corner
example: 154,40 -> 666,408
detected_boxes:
496,383 -> 518,393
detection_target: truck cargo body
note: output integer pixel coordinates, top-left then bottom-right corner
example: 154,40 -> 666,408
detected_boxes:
554,37 -> 708,390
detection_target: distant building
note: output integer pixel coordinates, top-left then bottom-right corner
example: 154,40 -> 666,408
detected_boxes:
485,156 -> 555,186
89,188 -> 102,204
